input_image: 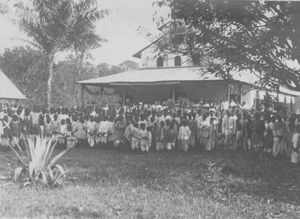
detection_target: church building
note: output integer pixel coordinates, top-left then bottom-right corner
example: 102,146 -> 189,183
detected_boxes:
77,34 -> 298,110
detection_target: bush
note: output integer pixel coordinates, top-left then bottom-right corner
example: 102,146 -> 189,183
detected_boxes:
8,136 -> 70,188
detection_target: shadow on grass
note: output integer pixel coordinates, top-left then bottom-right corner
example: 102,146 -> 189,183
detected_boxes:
217,153 -> 300,205
61,147 -> 300,207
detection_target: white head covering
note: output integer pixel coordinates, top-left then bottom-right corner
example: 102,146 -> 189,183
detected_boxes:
230,101 -> 237,107
209,108 -> 216,112
242,104 -> 251,110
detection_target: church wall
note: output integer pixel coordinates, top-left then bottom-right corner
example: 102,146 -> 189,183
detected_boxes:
132,42 -> 297,110
294,97 -> 300,112
140,46 -> 192,68
241,90 -> 255,106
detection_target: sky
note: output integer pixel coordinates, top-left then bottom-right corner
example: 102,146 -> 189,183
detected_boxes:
0,0 -> 169,65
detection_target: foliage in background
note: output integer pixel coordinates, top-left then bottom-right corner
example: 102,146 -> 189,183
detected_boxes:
14,0 -> 108,108
0,47 -> 41,85
260,92 -> 288,115
0,46 -> 139,108
155,0 -> 300,91
0,47 -> 48,106
52,56 -> 139,108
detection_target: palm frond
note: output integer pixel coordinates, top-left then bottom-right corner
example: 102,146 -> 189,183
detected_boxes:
45,138 -> 58,165
15,0 -> 107,53
75,0 -> 97,12
7,142 -> 26,167
10,37 -> 43,50
47,147 -> 70,168
14,167 -> 25,182
14,1 -> 39,25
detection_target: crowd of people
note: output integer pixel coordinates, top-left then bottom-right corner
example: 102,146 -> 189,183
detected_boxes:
0,100 -> 299,165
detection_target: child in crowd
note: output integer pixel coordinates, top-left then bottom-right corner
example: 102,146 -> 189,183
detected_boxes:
198,112 -> 210,148
0,118 -> 3,146
107,117 -> 114,146
73,117 -> 87,147
59,119 -> 67,145
23,108 -> 31,134
130,122 -> 140,151
113,115 -> 126,148
178,120 -> 191,152
291,125 -> 300,165
164,120 -> 177,150
205,117 -> 217,151
252,112 -> 265,154
10,115 -> 21,150
44,115 -> 53,137
139,123 -> 151,152
30,109 -> 40,135
98,116 -> 110,145
243,113 -> 252,152
94,117 -> 101,145
188,115 -> 197,148
234,113 -> 243,150
222,110 -> 236,150
264,118 -> 274,154
38,113 -> 45,137
124,119 -> 132,147
87,116 -> 96,147
66,118 -> 72,136
1,115 -> 10,147
156,121 -> 165,151
52,114 -> 60,136
66,117 -> 76,148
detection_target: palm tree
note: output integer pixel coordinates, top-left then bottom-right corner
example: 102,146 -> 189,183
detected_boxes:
15,0 -> 108,108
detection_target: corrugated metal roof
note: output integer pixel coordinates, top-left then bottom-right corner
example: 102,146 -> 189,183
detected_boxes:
77,67 -> 300,96
0,69 -> 26,100
77,66 -> 258,85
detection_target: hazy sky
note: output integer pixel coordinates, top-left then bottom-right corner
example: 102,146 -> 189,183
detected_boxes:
0,0 -> 169,65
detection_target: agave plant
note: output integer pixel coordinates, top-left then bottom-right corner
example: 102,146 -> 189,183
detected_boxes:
8,136 -> 70,188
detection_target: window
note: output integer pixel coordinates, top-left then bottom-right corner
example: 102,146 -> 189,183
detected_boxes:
157,56 -> 164,67
174,56 -> 181,66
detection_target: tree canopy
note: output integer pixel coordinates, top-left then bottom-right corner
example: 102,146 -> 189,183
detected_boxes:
155,0 -> 300,91
15,0 -> 108,107
0,45 -> 139,107
0,46 -> 47,105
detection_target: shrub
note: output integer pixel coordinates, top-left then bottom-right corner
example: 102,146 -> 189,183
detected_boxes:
8,136 -> 70,188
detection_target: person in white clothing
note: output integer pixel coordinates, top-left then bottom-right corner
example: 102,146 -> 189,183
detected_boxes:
291,125 -> 300,165
139,123 -> 151,152
222,110 -> 236,149
98,116 -> 110,145
178,120 -> 191,152
130,123 -> 140,151
86,116 -> 96,147
0,119 -> 3,146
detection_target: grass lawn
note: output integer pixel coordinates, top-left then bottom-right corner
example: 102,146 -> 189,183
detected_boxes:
0,146 -> 299,218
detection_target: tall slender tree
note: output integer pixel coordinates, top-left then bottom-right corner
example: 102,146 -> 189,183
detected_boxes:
15,0 -> 108,108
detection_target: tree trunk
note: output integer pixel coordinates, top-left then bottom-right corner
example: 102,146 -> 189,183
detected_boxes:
46,51 -> 55,109
77,50 -> 85,106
